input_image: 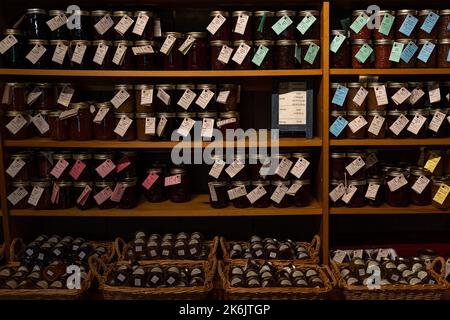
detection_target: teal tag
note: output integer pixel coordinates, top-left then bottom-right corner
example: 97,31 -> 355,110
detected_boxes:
304,43 -> 320,65
271,16 -> 293,35
379,14 -> 395,36
417,41 -> 435,63
330,34 -> 346,53
257,14 -> 266,33
354,44 -> 373,63
389,42 -> 404,62
295,44 -> 301,63
296,14 -> 317,35
329,116 -> 348,137
251,45 -> 269,67
340,18 -> 351,31
350,14 -> 368,34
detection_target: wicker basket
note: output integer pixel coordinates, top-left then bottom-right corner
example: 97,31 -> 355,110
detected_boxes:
220,235 -> 320,264
115,236 -> 219,263
219,260 -> 336,300
331,257 -> 448,300
90,256 -> 217,300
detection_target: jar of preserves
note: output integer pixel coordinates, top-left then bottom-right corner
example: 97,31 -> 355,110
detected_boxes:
29,110 -> 49,138
331,152 -> 346,180
26,39 -> 49,69
229,181 -> 251,208
168,167 -> 191,203
93,102 -> 115,140
408,82 -> 426,108
155,84 -> 175,113
208,11 -> 231,41
143,167 -> 167,203
30,178 -> 52,210
70,43 -> 92,71
299,39 -> 320,69
116,150 -> 137,179
54,83 -> 76,108
330,110 -> 347,139
346,152 -> 367,180
112,41 -> 134,70
346,111 -> 367,139
70,10 -> 91,40
37,151 -> 54,178
232,40 -> 253,69
114,113 -> 135,141
274,10 -> 296,40
269,153 -> 291,181
387,110 -> 409,138
396,39 -> 417,68
94,153 -> 115,181
346,83 -> 367,111
374,10 -> 395,40
73,181 -> 94,210
330,179 -> 345,207
136,113 -> 157,141
425,81 -> 442,109
49,40 -> 70,69
385,169 -> 410,207
48,10 -> 69,40
69,102 -> 93,140
209,180 -> 229,208
275,40 -> 297,69
4,111 -> 29,140
289,179 -> 312,207
227,153 -> 249,181
253,40 -> 274,69
53,181 -> 74,209
113,85 -> 135,113
417,39 -> 438,68
92,40 -> 113,69
113,11 -> 134,40
47,110 -> 67,140
133,11 -> 154,40
350,10 -> 371,39
4,83 -> 26,111
207,155 -> 226,181
195,84 -> 217,112
346,179 -> 367,207
330,30 -> 350,68
231,11 -> 252,41
51,152 -> 72,181
366,177 -> 385,206
94,180 -> 116,209
250,180 -> 271,208
1,29 -> 24,68
249,154 -> 270,181
395,10 -> 418,39
184,32 -> 208,70
175,84 -> 196,112
410,167 -> 432,206
437,39 -> 450,68
429,109 -> 448,137
297,10 -> 320,40
25,8 -> 48,39
445,150 -> 450,176
291,152 -> 312,179
417,10 -> 439,39
431,177 -> 450,210
367,110 -> 387,139
161,32 -> 184,70
407,109 -> 429,138
217,84 -> 239,112
253,11 -> 275,41
438,10 -> 450,39
210,40 -> 231,70
330,83 -> 347,111
116,177 -> 138,209
92,10 -> 113,41
134,85 -> 155,113
388,82 -> 409,110
217,111 -> 240,135
374,39 -> 394,68
175,112 -> 197,136
367,83 -> 387,111
351,39 -> 372,68
7,152 -> 33,181
8,180 -> 31,209
134,40 -> 159,70
156,112 -> 176,140
71,153 -> 93,181
270,180 -> 291,208
32,83 -> 54,110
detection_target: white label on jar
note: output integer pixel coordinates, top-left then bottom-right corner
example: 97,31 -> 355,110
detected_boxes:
51,43 -> 68,65
209,159 -> 225,179
114,116 -> 133,137
409,88 -> 425,106
217,45 -> 233,64
290,157 -> 310,179
341,185 -> 357,204
114,15 -> 134,35
160,35 -> 176,55
46,13 -> 68,31
207,14 -> 226,35
57,87 -> 75,107
411,175 -> 430,195
387,174 -> 408,192
216,90 -> 230,104
94,14 -> 114,35
141,89 -> 153,105
374,85 -> 388,106
94,186 -> 112,205
32,114 -> 50,135
216,118 -> 236,127
111,89 -> 130,108
365,183 -> 380,200
345,156 -> 365,177
6,115 -> 27,135
234,14 -> 249,34
429,87 -> 441,104
429,111 -> 446,133
275,157 -> 293,179
112,44 -> 127,65
157,89 -> 171,106
93,44 -> 108,65
7,187 -> 28,206
177,89 -> 197,110
59,108 -> 78,120
132,14 -> 149,36
407,113 -> 427,135
287,183 -> 302,195
27,187 -> 44,206
117,274 -> 126,282
445,259 -> 450,278
391,87 -> 411,105
365,153 -> 378,169
6,158 -> 26,178
156,116 -> 167,137
145,117 -> 156,135
231,43 -> 251,65
348,115 -> 368,133
389,114 -> 409,136
0,35 -> 18,54
201,118 -> 214,138
225,159 -> 245,178
270,184 -> 289,204
195,89 -> 215,109
367,115 -> 385,137
26,44 -> 47,65
246,186 -> 267,204
132,45 -> 154,55
27,88 -> 43,106
333,250 -> 347,263
71,43 -> 87,65
352,87 -> 368,107
208,182 -> 218,202
177,117 -> 196,137
329,183 -> 345,202
228,186 -> 247,200
134,278 -> 141,287
178,35 -> 195,55
93,107 -> 109,123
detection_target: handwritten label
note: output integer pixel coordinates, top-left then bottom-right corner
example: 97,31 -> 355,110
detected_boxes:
51,43 -> 68,65
32,114 -> 50,135
195,89 -> 215,109
411,175 -> 430,195
389,114 -> 409,136
217,45 -> 233,64
114,15 -> 134,36
6,158 -> 26,178
69,160 -> 86,180
225,159 -> 245,178
93,44 -> 108,65
132,14 -> 149,36
50,160 -> 69,179
28,186 -> 44,206
165,175 -> 182,186
246,186 -> 267,204
270,184 -> 289,204
329,184 -> 345,202
26,44 -> 47,65
94,14 -> 114,35
271,15 -> 293,35
76,185 -> 92,206
114,115 -> 133,137
8,187 -> 29,206
387,175 -> 408,192
407,114 -> 427,135
177,89 -> 196,110
94,187 -> 112,205
142,172 -> 159,190
207,14 -> 226,35
209,160 -> 225,179
71,43 -> 87,64
275,157 -> 293,179
228,186 -> 247,200
160,35 -> 176,55
111,90 -> 130,108
429,111 -> 446,133
0,35 -> 18,54
96,159 -> 116,179
290,158 -> 310,179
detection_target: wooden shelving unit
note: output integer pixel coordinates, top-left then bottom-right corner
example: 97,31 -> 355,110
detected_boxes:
330,205 -> 448,215
330,68 -> 450,76
331,138 -> 450,147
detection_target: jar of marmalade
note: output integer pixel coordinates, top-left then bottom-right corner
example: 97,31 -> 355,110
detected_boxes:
37,151 -> 54,178
93,102 -> 115,140
184,32 -> 208,70
175,84 -> 196,112
112,41 -> 135,70
134,85 -> 155,113
4,83 -> 26,111
70,40 -> 92,70
367,82 -> 387,111
69,102 -> 93,141
51,152 -> 72,181
387,110 -> 409,138
388,82 -> 409,110
113,84 -> 135,113
250,180 -> 271,208
330,83 -> 347,111
2,29 -> 24,68
143,167 -> 167,203
48,110 -> 67,140
330,110 -> 347,139
50,40 -> 70,69
229,181 -> 251,208
350,10 -> 371,40
367,110 -> 387,139
253,11 -> 275,41
395,10 -> 418,39
94,180 -> 116,209
429,109 -> 448,137
134,40 -> 159,70
275,40 -> 297,69
346,152 -> 367,180
297,10 -> 320,40
408,82 -> 426,108
410,167 -> 432,206
407,109 -> 429,138
346,83 -> 367,111
346,111 -> 367,139
210,40 -> 231,70
156,112 -> 176,140
438,10 -> 450,39
232,11 -> 253,41
374,39 -> 394,68
208,11 -> 231,41
30,178 -> 52,210
117,150 -> 137,179
291,152 -> 312,179
73,181 -> 94,210
346,179 -> 367,208
290,179 -> 312,207
195,84 -> 217,112
162,32 -> 184,70
155,84 -> 175,113
253,40 -> 274,69
91,10 -> 113,41
299,39 -> 321,69
330,179 -> 345,207
71,153 -> 93,181
431,177 -> 450,210
385,169 -> 410,207
374,11 -> 395,40
33,83 -> 54,110
271,180 -> 291,208
26,39 -> 49,69
168,167 -> 192,203
136,113 -> 157,141
209,180 -> 229,209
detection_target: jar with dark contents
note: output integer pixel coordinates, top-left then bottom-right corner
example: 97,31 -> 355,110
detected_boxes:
232,40 -> 253,69
249,154 -> 270,180
8,180 -> 31,209
92,40 -> 113,70
275,40 -> 297,69
161,32 -> 184,70
155,84 -> 175,113
143,167 -> 167,203
417,39 -> 438,68
73,181 -> 94,210
210,40 -> 231,70
70,10 -> 91,40
346,82 -> 367,111
374,11 -> 395,40
425,81 -> 442,108
407,109 -> 429,138
437,10 -> 450,39
4,111 -> 29,140
331,152 -> 346,180
250,180 -> 271,208
330,179 -> 345,207
113,85 -> 134,113
112,41 -> 134,70
36,151 -> 53,178
429,109 -> 448,137
116,177 -> 138,209
91,11 -> 113,41
53,181 -> 74,209
4,83 -> 26,111
156,112 -> 176,140
195,84 -> 217,112
290,179 -> 312,207
208,11 -> 230,41
367,110 -> 387,139
133,11 -> 154,40
291,152 -> 312,179
438,39 -> 450,68
365,177 -> 385,206
134,40 -> 159,70
385,170 -> 410,207
217,84 -> 239,112
49,40 -> 70,69
29,110 -> 48,138
69,102 -> 93,141
417,10 -> 439,39
232,11 -> 252,41
26,40 -> 50,69
297,10 -> 320,40
351,39 -> 372,68
350,11 -> 371,39
70,40 -> 91,69
51,152 -> 72,181
207,155 -> 226,181
227,154 -> 249,181
7,152 -> 33,181
366,83 -> 387,111
175,84 -> 196,112
2,29 -> 24,68
253,11 -> 275,40
94,180 -> 116,209
271,180 -> 291,208
408,82 -> 426,108
229,181 -> 251,208
330,30 -> 350,68
71,153 -> 93,181
93,102 -> 115,140
94,153 -> 115,181
300,39 -> 321,69
274,10 -> 296,40
387,110 -> 409,138
330,110 -> 347,139
136,113 -> 157,141
346,179 -> 367,208
253,40 -> 274,69
410,167 -> 432,206
209,180 -> 229,208
134,85 -> 155,113
395,10 -> 418,39
113,11 -> 134,40
388,82 -> 409,110
431,177 -> 450,210
30,178 -> 52,210
25,8 -> 48,39
116,151 -> 136,179
184,32 -> 208,70
423,149 -> 443,177
114,113 -> 135,141
47,10 -> 69,40
374,40 -> 393,68
346,111 -> 367,139
218,111 -> 240,135
168,167 -> 191,203
396,39 -> 417,68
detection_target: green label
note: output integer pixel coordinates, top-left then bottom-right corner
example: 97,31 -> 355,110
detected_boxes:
295,44 -> 301,63
350,14 -> 368,34
340,18 -> 351,31
251,45 -> 269,66
389,42 -> 404,62
379,13 -> 395,36
330,34 -> 346,53
257,14 -> 266,33
304,43 -> 320,65
271,16 -> 293,35
354,44 -> 373,63
296,14 -> 317,35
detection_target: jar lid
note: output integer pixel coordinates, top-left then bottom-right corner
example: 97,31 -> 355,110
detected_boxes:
210,181 -> 229,187
50,40 -> 70,46
68,10 -> 90,16
114,40 -> 133,46
176,84 -> 196,90
115,113 -> 135,118
134,11 -> 154,17
6,110 -> 27,117
408,109 -> 430,116
432,177 -> 450,185
49,10 -> 65,16
209,11 -> 229,17
120,177 -> 137,187
276,10 -> 295,17
163,32 -> 184,39
10,152 -> 32,159
331,152 -> 346,158
408,82 -> 423,88
209,40 -> 230,46
430,109 -> 448,115
426,80 -> 439,86
418,9 -> 438,16
6,82 -> 26,88
347,82 -> 365,88
331,110 -> 346,116
157,112 -> 176,118
275,40 -> 297,46
410,167 -> 431,176
387,110 -> 408,116
331,29 -> 348,36
219,111 -> 239,118
348,179 -> 367,186
134,40 -> 159,47
374,39 -> 394,45
31,178 -> 52,187
70,102 -> 89,110
48,110 -> 63,117
55,181 -> 73,187
396,38 -> 416,44
28,39 -> 49,45
4,29 -> 22,36
440,10 -> 450,15
221,84 -> 236,89
331,83 -> 346,89
12,180 -> 31,187
439,39 -> 450,44
113,11 -> 132,16
95,181 -> 115,187
396,10 -> 417,16
169,167 -> 187,174
134,84 -> 154,91
182,32 -> 205,39
72,40 -> 91,46
254,11 -> 275,17
72,153 -> 92,160
135,113 -> 156,118
26,8 -> 46,14
367,110 -> 387,116
156,84 -> 175,90
347,110 -> 367,116
330,179 -> 344,185
367,177 -> 384,184
94,153 -> 114,160
73,181 -> 94,187
232,180 -> 251,186
388,82 -> 408,88
233,40 -> 253,46
37,109 -> 51,115
299,39 -> 320,46
176,112 -> 197,118
387,169 -> 409,177
53,152 -> 72,160
114,84 -> 134,90
347,152 -> 366,158
91,10 -> 110,16
92,40 -> 113,46
271,153 -> 291,159
147,167 -> 163,174
232,11 -> 253,17
351,39 -> 372,45
292,179 -> 311,185
196,84 -> 217,90
352,10 -> 368,16
418,39 -> 437,45
271,180 -> 291,186
95,102 -> 113,109
252,180 -> 270,186
197,112 -> 217,118
292,152 -> 311,158
298,10 -> 319,16
367,82 -> 386,88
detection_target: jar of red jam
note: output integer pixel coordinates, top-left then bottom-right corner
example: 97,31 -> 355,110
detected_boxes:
365,177 -> 385,206
253,11 -> 275,41
26,39 -> 49,69
53,181 -> 74,209
4,83 -> 26,111
91,10 -> 113,41
438,39 -> 450,68
330,83 -> 347,111
32,83 -> 54,110
231,11 -> 252,41
274,10 -> 296,40
373,10 -> 395,40
70,40 -> 91,69
116,177 -> 138,209
275,40 -> 297,69
367,110 -> 387,139
350,10 -> 371,40
407,109 -> 430,138
7,152 -> 33,181
114,113 -> 135,141
71,153 -> 93,181
408,82 -> 426,108
68,102 -> 93,141
155,84 -> 175,113
113,11 -> 134,41
417,10 -> 439,39
395,10 -> 418,39
51,152 -> 72,181
209,180 -> 229,209
93,102 -> 115,140
330,110 -> 347,139
208,11 -> 231,41
417,39 -> 438,68
351,39 -> 372,68
156,112 -> 176,140
113,40 -> 135,70
92,40 -> 113,69
438,10 -> 450,38
385,169 -> 410,207
133,11 -> 154,40
73,181 -> 94,210
218,111 -> 240,135
161,32 -> 184,70
94,180 -> 116,209
297,10 -> 320,40
431,177 -> 450,210
387,110 -> 409,138
168,167 -> 192,203
30,178 -> 52,210
374,39 -> 394,68
289,179 -> 311,207
271,180 -> 291,208
48,110 -> 68,140
249,154 -> 271,180
25,8 -> 48,39
143,167 -> 167,202
253,40 -> 274,69
229,181 -> 251,208
175,84 -> 196,112
94,153 -> 115,181
409,167 -> 432,206
4,111 -> 29,140
331,152 -> 346,180
232,40 -> 253,69
291,152 -> 312,179
136,113 -> 157,141
134,40 -> 159,70
209,40 -> 232,70
346,83 -> 366,111
346,111 -> 367,139
195,84 -> 217,112
299,39 -> 320,69
113,84 -> 135,113
388,82 -> 409,110
330,30 -> 350,68
184,32 -> 208,70
37,151 -> 53,178
250,180 -> 271,208
217,84 -> 239,112
346,179 -> 367,208
117,150 -> 137,179
2,29 -> 24,68
346,152 -> 367,180
49,40 -> 70,69
8,180 -> 31,209
395,39 -> 417,68
330,179 -> 345,207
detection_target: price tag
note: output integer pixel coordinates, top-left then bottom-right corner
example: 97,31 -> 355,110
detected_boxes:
342,185 -> 358,204
365,183 -> 380,200
389,114 -> 409,136
234,14 -> 249,35
76,185 -> 92,206
71,43 -> 87,64
93,43 -> 109,66
287,183 -> 302,195
352,87 -> 368,106
132,45 -> 154,55
297,13 -> 317,35
275,157 -> 293,179
94,187 -> 112,205
251,45 -> 269,66
93,107 -> 109,123
290,157 -> 310,179
231,43 -> 251,65
94,14 -> 114,35
407,113 -> 427,135
346,156 -> 365,176
270,184 -> 289,204
378,13 -> 394,36
246,186 -> 267,204
333,250 -> 347,263
140,89 -> 153,106
417,41 -> 435,63
32,114 -> 50,135
7,187 -> 29,206
96,159 -> 116,178
411,175 -> 430,194
201,118 -> 214,138
409,88 -> 425,106
365,153 -> 378,169
389,42 -> 404,62
429,111 -> 446,133
51,185 -> 60,205
160,35 -> 176,55
348,115 -> 368,133
69,160 -> 86,180
425,154 -> 441,173
26,44 -> 47,65
432,184 -> 450,205
195,89 -> 215,109
6,114 -> 27,135
216,91 -> 230,105
110,183 -> 126,202
6,158 -> 26,178
114,15 -> 134,35
387,174 -> 408,192
400,41 -> 418,63
142,172 -> 159,190
46,13 -> 68,31
329,183 -> 346,202
59,108 -> 78,119
354,44 -> 373,63
420,12 -> 439,34
217,45 -> 233,64
114,115 -> 133,137
271,15 -> 293,35
132,14 -> 149,36
208,182 -> 218,202
50,159 -> 69,179
209,159 -> 225,179
145,117 -> 156,135
178,35 -> 195,55
329,116 -> 348,137
374,86 -> 388,106
57,86 -> 74,107
112,44 -> 127,65
330,33 -> 346,53
157,89 -> 171,106
0,35 -> 18,54
115,156 -> 131,174
228,186 -> 247,200
331,86 -> 348,107
177,117 -> 195,137
28,186 -> 44,206
399,14 -> 418,37
156,116 -> 167,137
165,174 -> 182,186
350,13 -> 368,33
177,89 -> 196,110
429,87 -> 441,104
111,90 -> 130,108
367,115 -> 385,136
303,43 -> 320,65
225,159 -> 245,178
154,18 -> 162,37
207,14 -> 226,35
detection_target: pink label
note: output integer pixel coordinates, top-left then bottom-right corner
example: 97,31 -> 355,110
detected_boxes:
142,172 -> 159,190
69,160 -> 86,181
110,183 -> 126,202
115,156 -> 131,173
76,185 -> 92,206
94,187 -> 112,205
51,184 -> 60,204
50,160 -> 69,179
95,159 -> 116,178
164,174 -> 181,186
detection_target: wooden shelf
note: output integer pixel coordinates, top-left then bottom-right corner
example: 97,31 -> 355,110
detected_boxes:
0,69 -> 323,78
330,69 -> 450,76
330,205 -> 448,215
10,195 -> 322,217
330,138 -> 450,147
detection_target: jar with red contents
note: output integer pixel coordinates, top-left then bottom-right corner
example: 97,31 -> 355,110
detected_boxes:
37,151 -> 54,178
387,110 -> 409,138
116,151 -> 137,179
374,39 -> 393,68
33,110 -> 50,138
395,10 -> 418,39
367,82 -> 387,111
387,82 -> 409,110
275,40 -> 297,69
417,10 -> 439,39
330,30 -> 350,68
438,39 -> 450,68
25,39 -> 49,69
134,40 -> 159,70
300,39 -> 321,69
54,83 -> 76,110
330,110 -> 347,139
350,10 -> 371,40
7,152 -> 34,181
210,40 -> 231,70
438,10 -> 450,39
232,11 -> 252,41
217,111 -> 240,135
73,181 -> 94,210
51,152 -> 72,181
48,110 -> 68,140
184,32 -> 208,70
4,111 -> 29,140
49,40 -> 70,69
33,83 -> 54,110
168,167 -> 192,203
94,153 -> 115,182
71,40 -> 92,70
297,10 -> 320,40
92,40 -> 113,70
274,10 -> 296,40
271,180 -> 291,208
162,32 -> 184,70
30,178 -> 52,210
94,180 -> 116,209
112,41 -> 135,70
69,102 -> 93,141
113,11 -> 134,41
395,39 -> 417,68
250,180 -> 271,208
351,39 -> 372,68
409,167 -> 432,206
143,167 -> 167,203
4,83 -> 26,111
385,169 -> 410,207
330,153 -> 346,180
133,11 -> 155,40
116,177 -> 138,209
114,113 -> 136,141
91,10 -> 113,41
374,10 -> 395,40
229,181 -> 251,208
330,83 -> 347,111
253,11 -> 275,41
232,40 -> 253,69
71,153 -> 93,181
253,40 -> 274,69
417,39 -> 438,68
8,180 -> 31,209
407,109 -> 429,138
208,11 -> 231,41
93,102 -> 115,140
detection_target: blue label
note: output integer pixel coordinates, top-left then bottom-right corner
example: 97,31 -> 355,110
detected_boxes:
331,86 -> 349,107
329,116 -> 348,137
420,12 -> 439,34
448,22 -> 450,31
400,41 -> 419,63
417,41 -> 436,63
399,14 -> 418,37
447,48 -> 450,62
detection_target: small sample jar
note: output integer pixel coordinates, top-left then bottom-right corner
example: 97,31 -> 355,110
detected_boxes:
290,179 -> 312,207
351,39 -> 372,68
30,178 -> 52,210
118,177 -> 138,209
48,110 -> 68,140
155,84 -> 175,112
410,168 -> 432,206
114,113 -> 136,141
113,84 -> 135,113
232,40 -> 253,69
275,40 -> 297,69
346,83 -> 366,111
429,109 -> 449,137
346,152 -> 367,179
209,181 -> 229,208
229,154 -> 249,181
209,11 -> 231,41
134,40 -> 159,70
250,180 -> 271,208
8,181 -> 31,209
136,113 -> 157,141
48,10 -> 69,40
156,112 -> 176,140
73,181 -> 94,210
7,152 -> 33,181
388,82 -> 409,110
417,10 -> 439,39
91,10 -> 113,41
330,30 -> 350,68
168,167 -> 192,203
93,102 -> 115,140
70,10 -> 91,40
350,10 -> 371,39
291,152 -> 312,179
347,179 -> 367,207
385,170 -> 410,207
54,181 -> 74,209
366,177 -> 385,206
395,10 -> 418,38
232,11 -> 253,41
407,109 -> 429,138
176,84 -> 196,112
367,110 -> 387,138
92,40 -> 113,70
437,39 -> 450,68
2,29 -> 24,68
396,39 -> 417,68
330,110 -> 347,139
143,167 -> 167,203
71,153 -> 93,181
253,11 -> 275,41
113,41 -> 135,70
162,32 -> 184,70
299,39 -> 321,69
330,83 -> 347,111
387,110 -> 409,138
253,40 -> 274,69
431,178 -> 450,210
218,111 -> 240,135
117,150 -> 137,179
367,83 -> 387,111
330,179 -> 345,207
94,181 -> 116,209
113,11 -> 134,40
5,83 -> 26,111
4,111 -> 29,140
210,40 -> 231,70
274,10 -> 296,40
25,8 -> 48,39
374,39 -> 394,68
37,151 -> 54,178
133,11 -> 154,40
331,152 -> 346,180
438,10 -> 450,39
229,181 -> 251,208
135,85 -> 155,113
26,39 -> 49,69
94,153 -> 115,181
417,39 -> 438,68
184,32 -> 208,70
49,40 -> 71,69
52,152 -> 72,181
346,111 -> 367,139
196,84 -> 217,112
69,102 -> 93,141
374,10 -> 395,40
271,180 -> 291,208
297,10 -> 320,40
217,84 -> 239,112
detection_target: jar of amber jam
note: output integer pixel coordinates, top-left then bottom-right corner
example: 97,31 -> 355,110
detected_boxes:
395,10 -> 418,38
53,181 -> 74,209
2,29 -> 24,68
330,179 -> 345,207
25,8 -> 48,39
417,10 -> 439,39
4,83 -> 26,111
94,153 -> 115,181
113,84 -> 135,113
94,180 -> 116,209
388,82 -> 409,110
143,167 -> 167,202
350,10 -> 371,39
134,85 -> 155,113
417,39 -> 438,68
136,113 -> 157,141
253,40 -> 274,69
385,169 -> 410,207
92,40 -> 113,69
374,10 -> 395,40
37,151 -> 53,178
210,40 -> 231,70
330,83 -> 347,110
70,10 -> 91,40
93,102 -> 115,140
113,11 -> 133,41
290,179 -> 312,207
366,177 -> 385,206
208,11 -> 231,41
116,177 -> 138,209
195,84 -> 217,112
184,32 -> 208,70
26,39 -> 49,69
112,41 -> 134,70
133,11 -> 154,40
437,39 -> 450,68
231,11 -> 253,41
161,32 -> 184,70
330,30 -> 350,68
346,152 -> 367,180
155,84 -> 175,112
232,40 -> 253,69
229,181 -> 251,208
275,40 -> 297,69
4,111 -> 29,140
218,111 -> 240,135
8,180 -> 31,209
297,10 -> 320,40
117,150 -> 137,179
367,110 -> 387,138
168,167 -> 191,203
209,180 -> 229,209
73,181 -> 94,210
346,111 -> 367,139
217,84 -> 239,112
387,110 -> 409,138
331,152 -> 346,180
291,152 -> 312,179
347,179 -> 367,208
30,178 -> 52,210
330,110 -> 347,139
431,177 -> 450,210
114,113 -> 135,141
49,40 -> 70,69
410,167 -> 432,206
69,102 -> 93,141
48,10 -> 69,39
408,82 -> 426,108
175,84 -> 196,112
70,40 -> 91,69
374,39 -> 394,68
274,10 -> 296,40
134,40 -> 159,70
71,153 -> 93,181
91,10 -> 113,41
367,83 -> 387,111
250,180 -> 271,208
271,180 -> 291,208
156,112 -> 176,140
7,152 -> 33,181
51,152 -> 72,181
395,39 -> 417,68
438,10 -> 450,38
346,83 -> 367,111
253,11 -> 275,41
407,109 -> 429,138
299,39 -> 320,69
351,39 -> 372,68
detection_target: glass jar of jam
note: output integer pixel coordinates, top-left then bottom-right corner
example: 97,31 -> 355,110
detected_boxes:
331,152 -> 346,180
32,83 -> 54,110
195,84 -> 217,112
73,181 -> 94,210
417,10 -> 439,39
48,10 -> 69,40
232,40 -> 253,69
209,180 -> 229,208
330,110 -> 347,139
8,180 -> 31,209
113,41 -> 135,70
92,40 -> 113,69
367,110 -> 387,139
7,152 -> 33,181
143,167 -> 167,202
291,152 -> 312,179
228,153 -> 249,181
113,84 -> 135,113
175,112 -> 197,136
92,10 -> 113,41
417,39 -> 438,68
156,112 -> 176,140
69,102 -> 93,141
250,180 -> 271,208
25,8 -> 48,39
70,10 -> 91,40
155,84 -> 175,112
53,181 -> 74,209
229,181 -> 251,208
396,39 -> 417,68
93,102 -> 115,140
207,155 -> 226,181
367,83 -> 387,111
290,179 -> 311,207
136,113 -> 157,141
330,179 -> 345,207
429,109 -> 448,137
94,153 -> 115,181
346,111 -> 367,139
94,180 -> 116,209
346,83 -> 367,111
133,11 -> 154,40
438,10 -> 450,39
374,11 -> 395,40
366,177 -> 385,206
431,177 -> 450,210
438,39 -> 450,68
49,40 -> 71,69
425,81 -> 442,109
162,32 -> 184,70
210,40 -> 231,70
175,84 -> 196,112
4,83 -> 26,111
26,39 -> 49,69
249,154 -> 270,181
48,110 -> 67,140
117,150 -> 137,179
168,167 -> 192,203
51,152 -> 72,181
387,110 -> 409,138
388,82 -> 409,110
269,153 -> 291,181
208,11 -> 231,41
407,109 -> 429,138
37,151 -> 54,178
330,83 -> 347,111
350,10 -> 371,39
217,84 -> 239,112
330,30 -> 350,68
299,39 -> 320,69
218,111 -> 240,135
346,152 -> 367,180
407,82 -> 425,108
385,169 -> 410,207
274,10 -> 296,40
54,83 -> 76,109
410,167 -> 432,206
297,10 -> 320,40
275,40 -> 297,69
134,85 -> 155,113
114,113 -> 136,141
271,180 -> 291,208
347,179 -> 367,208
113,11 -> 134,40
71,153 -> 93,181
253,11 -> 275,41
395,10 -> 418,38
374,39 -> 394,68
445,150 -> 450,176
351,39 -> 372,68
2,29 -> 24,68
232,11 -> 253,41
134,40 -> 159,70
30,178 -> 52,210
184,32 -> 208,70
117,177 -> 138,209
4,111 -> 29,140
253,40 -> 274,69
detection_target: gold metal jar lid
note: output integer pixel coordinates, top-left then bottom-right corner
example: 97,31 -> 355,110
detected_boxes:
135,113 -> 156,118
196,84 -> 217,90
219,111 -> 239,118
91,10 -> 110,16
28,39 -> 49,45
275,40 -> 297,46
232,11 -> 253,17
254,11 -> 275,17
176,84 -> 196,90
113,11 -> 132,17
209,11 -> 230,17
115,112 -> 135,118
134,11 -> 154,17
276,10 -> 295,17
163,32 -> 184,39
210,40 -> 230,47
396,10 -> 417,16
